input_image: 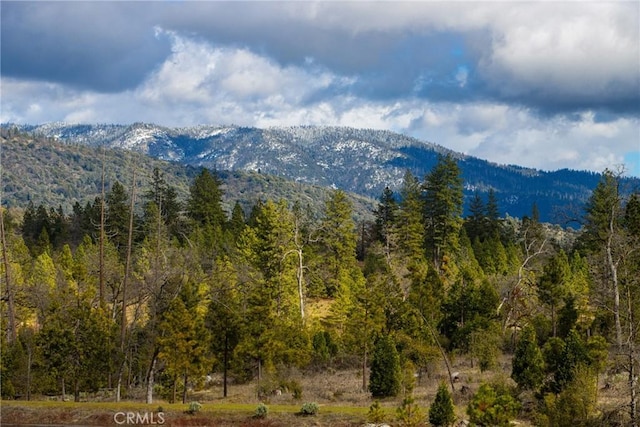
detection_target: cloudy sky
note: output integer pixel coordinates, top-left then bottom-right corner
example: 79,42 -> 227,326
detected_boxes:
2,1 -> 639,176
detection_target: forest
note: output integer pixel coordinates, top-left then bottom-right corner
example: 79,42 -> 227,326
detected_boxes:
1,154 -> 639,426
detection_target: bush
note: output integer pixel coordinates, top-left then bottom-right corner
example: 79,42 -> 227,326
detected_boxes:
284,379 -> 303,400
429,382 -> 456,426
367,400 -> 387,424
395,395 -> 425,427
467,384 -> 520,427
186,401 -> 202,415
254,403 -> 268,419
299,402 -> 319,416
369,335 -> 401,398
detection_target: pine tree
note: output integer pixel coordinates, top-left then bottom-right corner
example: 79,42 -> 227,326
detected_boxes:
511,324 -> 545,391
423,155 -> 463,273
467,383 -> 520,427
105,181 -> 131,259
187,169 -> 226,228
466,192 -> 485,242
369,334 -> 401,398
397,171 -> 425,263
158,282 -> 211,403
429,382 -> 456,426
206,257 -> 243,398
319,190 -> 359,297
538,250 -> 570,337
581,169 -> 625,348
373,186 -> 398,251
485,189 -> 500,238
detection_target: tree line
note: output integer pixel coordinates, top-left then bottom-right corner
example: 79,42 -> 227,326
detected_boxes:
1,155 -> 638,425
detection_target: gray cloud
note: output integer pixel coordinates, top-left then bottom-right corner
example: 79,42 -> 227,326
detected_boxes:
1,2 -> 171,92
2,1 -> 639,176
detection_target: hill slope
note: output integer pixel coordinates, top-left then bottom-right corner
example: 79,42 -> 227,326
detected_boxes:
9,123 -> 639,223
0,129 -> 376,220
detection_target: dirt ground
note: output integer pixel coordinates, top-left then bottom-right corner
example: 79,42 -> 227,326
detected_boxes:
1,354 -> 630,426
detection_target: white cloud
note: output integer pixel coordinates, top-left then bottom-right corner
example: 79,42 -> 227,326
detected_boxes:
480,2 -> 639,99
2,28 -> 638,177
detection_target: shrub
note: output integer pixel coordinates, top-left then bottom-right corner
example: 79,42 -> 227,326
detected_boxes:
429,382 -> 456,426
467,384 -> 520,426
300,402 -> 319,416
287,379 -> 303,400
186,401 -> 202,415
395,394 -> 425,427
511,325 -> 545,391
367,400 -> 386,424
369,335 -> 401,398
254,403 -> 268,419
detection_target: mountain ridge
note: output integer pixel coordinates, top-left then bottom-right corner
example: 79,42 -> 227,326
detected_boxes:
6,122 -> 638,223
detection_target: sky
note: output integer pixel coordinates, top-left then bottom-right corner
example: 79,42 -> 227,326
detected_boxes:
1,1 -> 639,176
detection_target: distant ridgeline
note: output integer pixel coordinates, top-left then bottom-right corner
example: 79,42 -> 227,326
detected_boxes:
4,123 -> 639,224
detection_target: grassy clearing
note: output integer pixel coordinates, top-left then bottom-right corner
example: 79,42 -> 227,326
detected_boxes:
2,356 -> 628,426
0,400 -> 368,426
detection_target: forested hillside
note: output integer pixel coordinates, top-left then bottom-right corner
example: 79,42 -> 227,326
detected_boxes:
1,148 -> 638,425
0,128 -> 376,220
11,123 -> 637,223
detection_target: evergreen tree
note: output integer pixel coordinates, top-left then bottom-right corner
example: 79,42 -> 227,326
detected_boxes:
144,167 -> 183,240
369,334 -> 401,398
396,394 -> 425,427
397,171 -> 425,263
624,192 -> 640,236
423,155 -> 463,273
158,282 -> 211,404
105,181 -> 132,258
580,169 -> 626,348
466,192 -> 485,242
319,190 -> 359,297
206,257 -> 243,398
485,189 -> 500,237
553,329 -> 588,393
538,250 -> 570,337
187,169 -> 226,228
429,382 -> 456,426
467,383 -> 520,427
373,186 -> 398,251
229,201 -> 246,237
511,324 -> 545,391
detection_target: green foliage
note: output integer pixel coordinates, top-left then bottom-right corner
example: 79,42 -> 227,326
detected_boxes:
469,323 -> 502,372
439,278 -> 499,351
369,335 -> 402,398
537,367 -> 598,427
552,329 -> 588,393
0,136 -> 633,414
538,250 -> 570,336
254,403 -> 269,419
511,325 -> 545,391
467,383 -> 520,427
312,330 -> 338,365
396,394 -> 426,427
186,401 -> 202,415
423,154 -> 463,272
429,382 -> 456,426
299,402 -> 319,416
367,400 -> 387,424
158,282 -> 212,403
187,169 -> 226,228
319,189 -> 360,297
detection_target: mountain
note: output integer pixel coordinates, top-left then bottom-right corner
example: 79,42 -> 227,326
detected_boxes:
8,122 -> 639,223
0,128 -> 377,221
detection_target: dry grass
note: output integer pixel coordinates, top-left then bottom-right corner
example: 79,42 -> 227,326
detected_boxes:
3,354 -> 632,426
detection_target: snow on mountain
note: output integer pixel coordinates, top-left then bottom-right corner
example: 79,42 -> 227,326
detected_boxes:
7,122 -> 618,222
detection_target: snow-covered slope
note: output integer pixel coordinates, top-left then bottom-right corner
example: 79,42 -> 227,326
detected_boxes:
13,122 -> 611,222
